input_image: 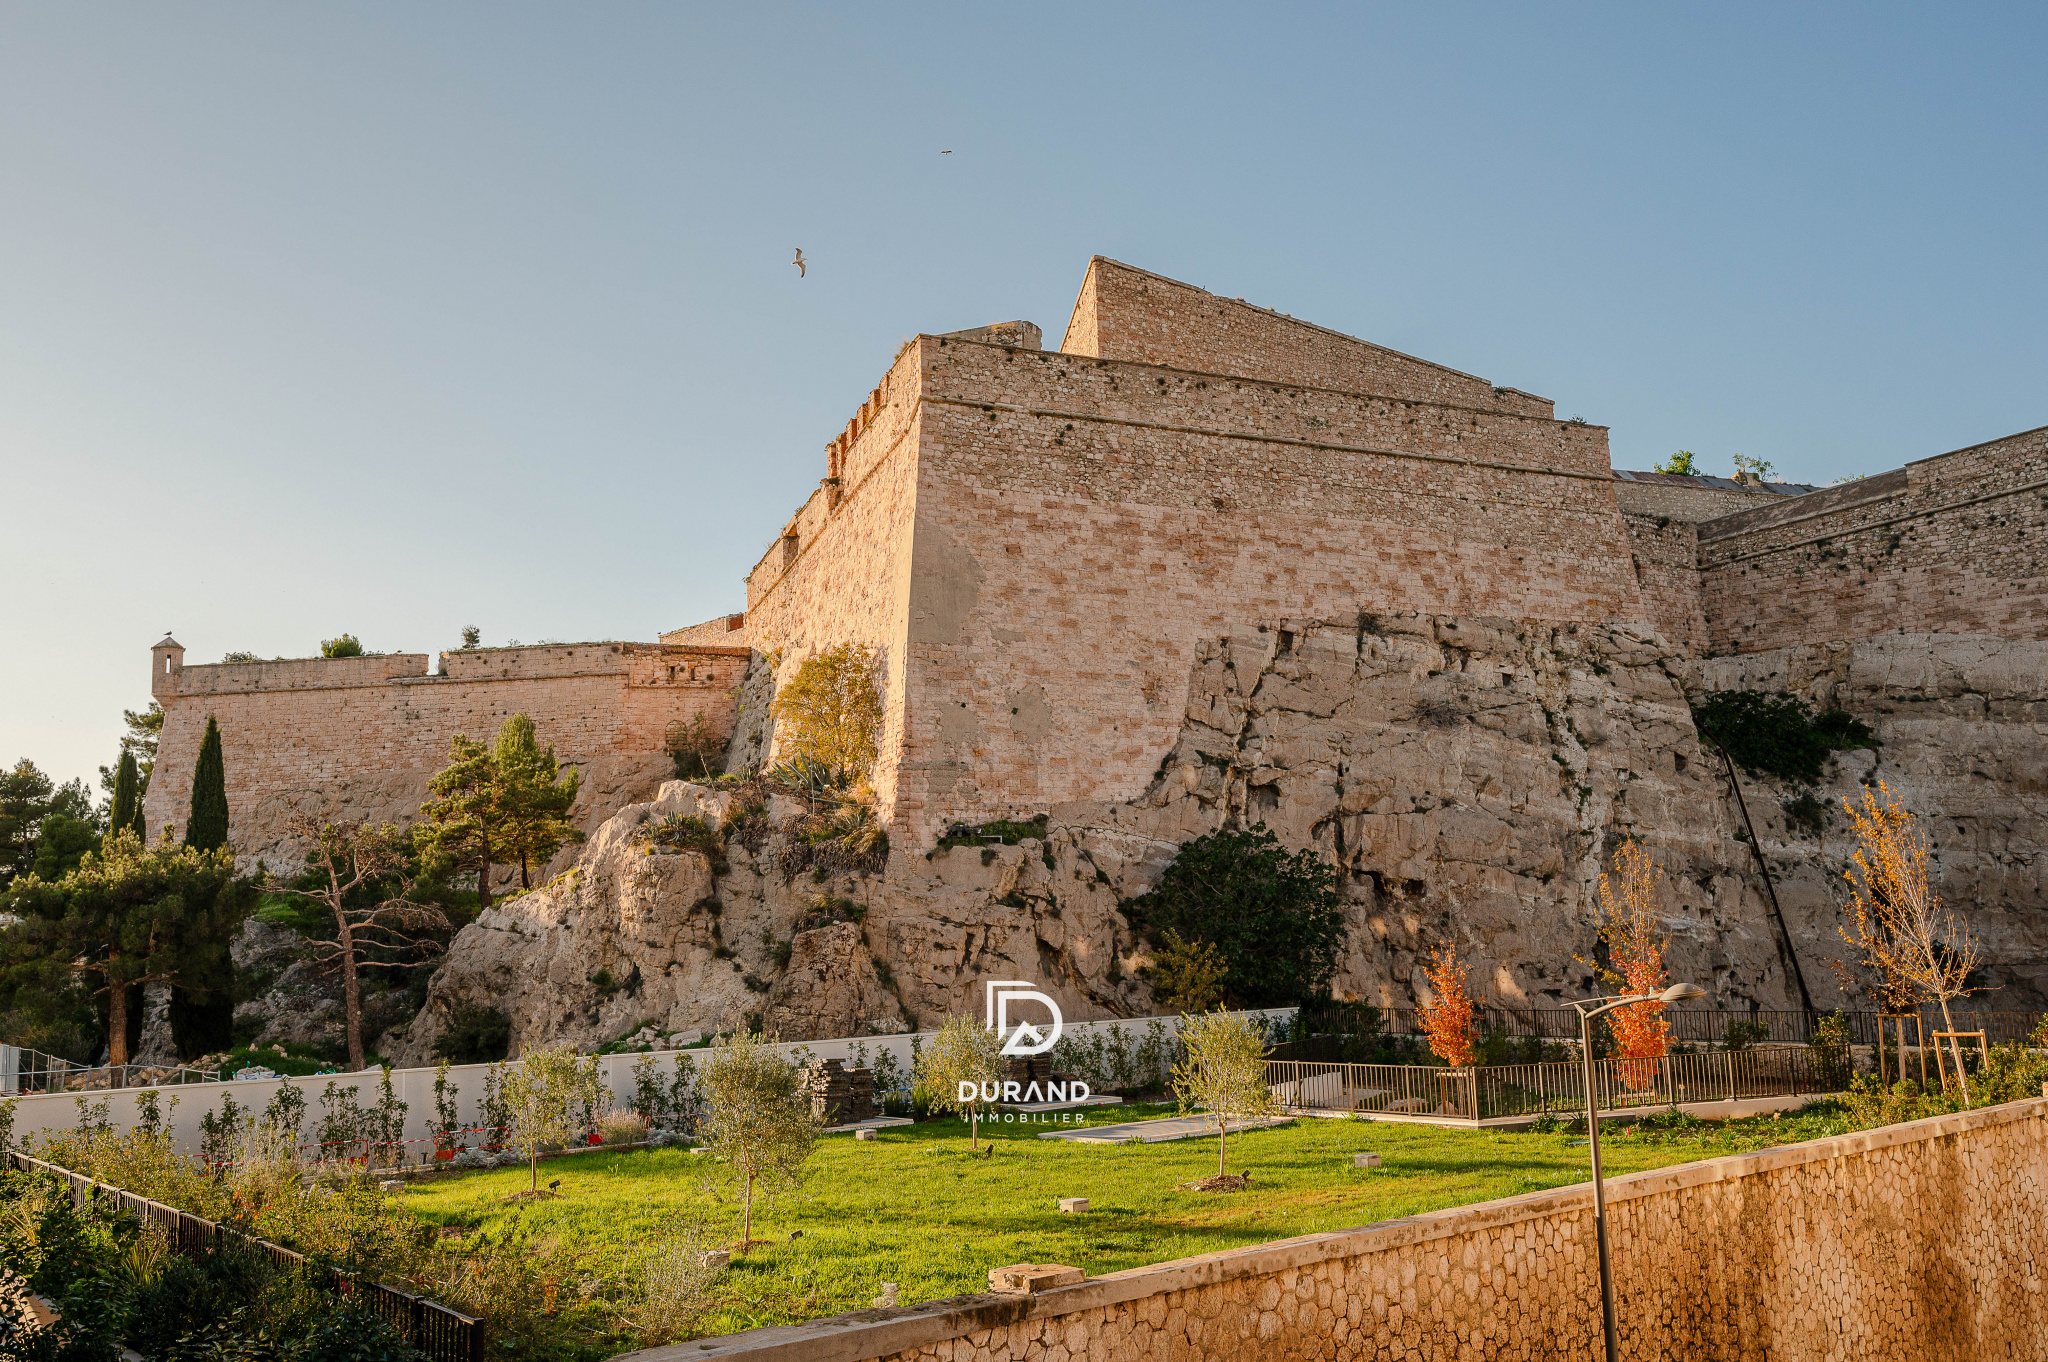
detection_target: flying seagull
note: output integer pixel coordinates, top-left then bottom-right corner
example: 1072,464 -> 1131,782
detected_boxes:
792,248 -> 806,278
942,150 -> 952,154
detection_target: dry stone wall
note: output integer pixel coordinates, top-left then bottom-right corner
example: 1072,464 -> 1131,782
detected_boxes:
142,641 -> 747,873
1699,425 -> 2048,655
632,1097 -> 2048,1362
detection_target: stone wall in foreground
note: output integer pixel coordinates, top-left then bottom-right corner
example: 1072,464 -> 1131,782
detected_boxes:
623,1096 -> 2048,1362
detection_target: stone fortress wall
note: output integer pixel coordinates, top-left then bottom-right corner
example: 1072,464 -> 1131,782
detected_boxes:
142,637 -> 747,871
143,252 -> 2048,882
739,259 -> 1673,842
1698,423 -> 2048,655
727,257 -> 2048,846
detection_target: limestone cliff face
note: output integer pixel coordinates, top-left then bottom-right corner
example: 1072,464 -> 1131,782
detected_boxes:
388,619 -> 2048,1060
1690,634 -> 2048,1009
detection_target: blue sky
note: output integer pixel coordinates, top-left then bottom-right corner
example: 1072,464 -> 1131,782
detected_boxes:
4,2 -> 2044,791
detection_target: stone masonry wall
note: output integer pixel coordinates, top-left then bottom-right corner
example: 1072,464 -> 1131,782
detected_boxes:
1623,514 -> 1708,655
142,641 -> 747,871
1699,424 -> 2048,655
881,333 -> 1648,841
1060,257 -> 1556,419
1611,474 -> 1794,522
634,1096 -> 2048,1362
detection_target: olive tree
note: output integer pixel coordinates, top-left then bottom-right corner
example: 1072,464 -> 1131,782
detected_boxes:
1170,1009 -> 1278,1178
501,1042 -> 609,1194
699,1031 -> 821,1247
912,1013 -> 1005,1152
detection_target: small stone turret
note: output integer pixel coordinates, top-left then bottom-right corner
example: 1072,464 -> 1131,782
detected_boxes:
151,635 -> 184,698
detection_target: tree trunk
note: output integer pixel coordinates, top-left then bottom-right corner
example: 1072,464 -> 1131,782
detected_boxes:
970,1107 -> 978,1152
521,854 -> 530,889
1218,1122 -> 1228,1178
108,975 -> 130,1068
340,922 -> 365,1072
478,831 -> 493,911
744,1172 -> 754,1244
531,1144 -> 539,1192
1936,996 -> 1971,1105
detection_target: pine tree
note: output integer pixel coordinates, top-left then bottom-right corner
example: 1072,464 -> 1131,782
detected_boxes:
415,734 -> 503,909
109,751 -> 143,840
0,831 -> 254,1067
494,714 -> 583,887
185,716 -> 229,851
175,715 -> 234,1056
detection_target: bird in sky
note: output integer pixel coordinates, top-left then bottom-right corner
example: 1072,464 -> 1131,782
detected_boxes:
942,150 -> 952,154
792,248 -> 806,278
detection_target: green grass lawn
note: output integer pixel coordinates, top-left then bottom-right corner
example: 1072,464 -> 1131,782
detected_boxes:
399,1101 -> 1860,1338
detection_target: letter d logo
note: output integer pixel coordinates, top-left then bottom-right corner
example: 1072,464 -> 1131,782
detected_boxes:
985,980 -> 1063,1056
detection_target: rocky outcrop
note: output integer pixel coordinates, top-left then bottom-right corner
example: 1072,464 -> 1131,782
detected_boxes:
388,617 -> 2048,1060
1691,634 -> 2048,1008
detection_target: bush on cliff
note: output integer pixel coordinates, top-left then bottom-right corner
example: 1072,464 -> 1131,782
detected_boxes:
1689,689 -> 1874,784
769,645 -> 883,783
1126,825 -> 1346,1008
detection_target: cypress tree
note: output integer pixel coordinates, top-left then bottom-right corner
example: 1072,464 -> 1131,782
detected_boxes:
185,716 -> 228,851
110,751 -> 142,840
174,715 -> 235,1056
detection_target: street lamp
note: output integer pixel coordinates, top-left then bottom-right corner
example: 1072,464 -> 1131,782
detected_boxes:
1566,981 -> 1707,1362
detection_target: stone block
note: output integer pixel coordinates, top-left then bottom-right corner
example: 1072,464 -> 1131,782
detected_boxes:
1059,1197 -> 1089,1213
855,1128 -> 878,1142
988,1263 -> 1085,1294
1354,1153 -> 1383,1169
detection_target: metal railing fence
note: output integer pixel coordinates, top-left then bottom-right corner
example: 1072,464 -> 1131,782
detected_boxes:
1294,1004 -> 2043,1048
1,1150 -> 483,1362
0,1044 -> 221,1093
1268,1046 -> 1833,1123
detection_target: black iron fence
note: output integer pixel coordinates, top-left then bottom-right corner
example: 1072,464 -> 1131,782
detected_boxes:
1268,1046 -> 1831,1123
1296,1003 -> 2043,1049
3,1150 -> 483,1362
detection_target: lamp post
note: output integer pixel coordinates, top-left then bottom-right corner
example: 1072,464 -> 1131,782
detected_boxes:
1566,981 -> 1707,1362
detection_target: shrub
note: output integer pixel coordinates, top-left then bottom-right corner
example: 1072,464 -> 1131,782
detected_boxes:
664,713 -> 726,782
639,814 -> 728,872
1142,931 -> 1226,1012
633,1219 -> 720,1347
434,1003 -> 512,1064
1807,1012 -> 1854,1090
1720,1020 -> 1770,1052
1690,689 -> 1874,784
1125,824 -> 1346,1007
320,635 -> 366,659
769,645 -> 883,781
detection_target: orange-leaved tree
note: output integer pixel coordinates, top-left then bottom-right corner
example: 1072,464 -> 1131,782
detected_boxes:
1840,781 -> 1980,1103
1591,840 -> 1673,1082
1418,941 -> 1478,1068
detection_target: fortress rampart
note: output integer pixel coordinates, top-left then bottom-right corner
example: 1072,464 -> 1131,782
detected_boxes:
739,258 -> 1658,841
1699,423 -> 2048,654
145,255 -> 2048,863
142,638 -> 746,868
